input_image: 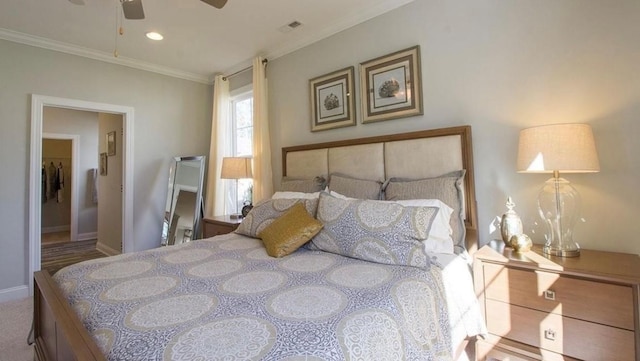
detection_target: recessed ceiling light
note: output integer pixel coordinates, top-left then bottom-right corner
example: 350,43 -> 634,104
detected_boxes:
146,32 -> 163,41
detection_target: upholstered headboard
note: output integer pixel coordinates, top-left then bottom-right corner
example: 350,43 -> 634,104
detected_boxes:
282,126 -> 479,253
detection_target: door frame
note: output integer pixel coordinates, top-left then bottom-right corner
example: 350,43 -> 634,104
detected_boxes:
41,133 -> 79,243
29,94 -> 135,295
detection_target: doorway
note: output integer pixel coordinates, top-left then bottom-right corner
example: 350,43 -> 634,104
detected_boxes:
28,95 -> 134,295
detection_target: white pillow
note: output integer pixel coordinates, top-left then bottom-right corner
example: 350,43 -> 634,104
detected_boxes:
396,199 -> 454,254
272,191 -> 320,199
330,191 -> 454,254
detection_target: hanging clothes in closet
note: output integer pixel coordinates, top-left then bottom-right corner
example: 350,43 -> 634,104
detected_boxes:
48,162 -> 56,200
41,163 -> 47,203
55,162 -> 65,203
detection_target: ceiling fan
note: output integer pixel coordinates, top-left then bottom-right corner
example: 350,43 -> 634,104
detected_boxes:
68,0 -> 228,19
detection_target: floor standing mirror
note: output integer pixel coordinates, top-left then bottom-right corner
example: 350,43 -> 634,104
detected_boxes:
161,155 -> 206,246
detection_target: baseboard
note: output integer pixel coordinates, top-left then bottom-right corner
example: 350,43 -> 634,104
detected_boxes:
42,225 -> 70,234
0,285 -> 29,303
96,242 -> 120,256
77,232 -> 97,241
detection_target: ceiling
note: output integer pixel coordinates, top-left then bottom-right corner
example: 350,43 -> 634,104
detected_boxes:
0,0 -> 414,83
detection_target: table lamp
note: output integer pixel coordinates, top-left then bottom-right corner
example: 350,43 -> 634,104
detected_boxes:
221,157 -> 253,219
516,123 -> 600,257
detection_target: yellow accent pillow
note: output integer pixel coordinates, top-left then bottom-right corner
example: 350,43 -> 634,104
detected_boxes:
258,202 -> 324,258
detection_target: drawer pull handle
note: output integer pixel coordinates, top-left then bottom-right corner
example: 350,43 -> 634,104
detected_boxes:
544,289 -> 556,300
544,329 -> 556,341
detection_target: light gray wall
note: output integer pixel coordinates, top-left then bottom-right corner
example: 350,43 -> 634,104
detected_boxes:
43,108 -> 99,238
229,70 -> 253,92
268,0 -> 640,255
0,39 -> 212,293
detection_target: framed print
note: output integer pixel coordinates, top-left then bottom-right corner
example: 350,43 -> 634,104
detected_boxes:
359,46 -> 423,123
309,66 -> 356,132
100,152 -> 108,176
107,131 -> 116,156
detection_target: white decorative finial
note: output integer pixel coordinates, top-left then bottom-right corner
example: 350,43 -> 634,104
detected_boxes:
506,196 -> 515,210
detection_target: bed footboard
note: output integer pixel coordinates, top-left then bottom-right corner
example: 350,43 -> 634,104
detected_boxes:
33,270 -> 105,361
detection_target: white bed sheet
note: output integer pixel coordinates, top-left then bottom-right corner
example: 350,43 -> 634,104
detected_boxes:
432,252 -> 487,356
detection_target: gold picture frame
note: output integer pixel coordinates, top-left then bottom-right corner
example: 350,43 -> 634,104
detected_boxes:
107,131 -> 116,156
309,66 -> 356,132
359,45 -> 423,123
100,152 -> 108,176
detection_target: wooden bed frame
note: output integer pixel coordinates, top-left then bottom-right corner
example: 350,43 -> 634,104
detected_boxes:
33,125 -> 478,361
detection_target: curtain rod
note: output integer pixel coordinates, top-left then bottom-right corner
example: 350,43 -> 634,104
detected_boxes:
222,58 -> 268,81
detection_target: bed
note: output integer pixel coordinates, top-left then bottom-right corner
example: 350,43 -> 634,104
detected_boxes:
33,125 -> 485,360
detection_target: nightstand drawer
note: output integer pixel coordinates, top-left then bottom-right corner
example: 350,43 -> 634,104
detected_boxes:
483,263 -> 634,330
205,224 -> 236,237
486,299 -> 636,360
202,216 -> 242,238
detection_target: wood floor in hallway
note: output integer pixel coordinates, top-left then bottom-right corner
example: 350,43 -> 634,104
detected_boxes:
41,239 -> 107,276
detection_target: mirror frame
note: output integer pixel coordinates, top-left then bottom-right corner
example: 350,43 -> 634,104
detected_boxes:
162,155 -> 206,246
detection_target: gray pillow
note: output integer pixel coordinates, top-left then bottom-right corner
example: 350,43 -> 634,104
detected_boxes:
309,192 -> 438,269
280,176 -> 326,193
328,174 -> 383,200
236,198 -> 319,238
384,170 -> 466,253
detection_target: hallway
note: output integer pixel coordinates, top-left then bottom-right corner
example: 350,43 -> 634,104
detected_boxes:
41,238 -> 106,275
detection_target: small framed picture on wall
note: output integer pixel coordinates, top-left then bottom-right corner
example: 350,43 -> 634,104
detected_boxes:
359,45 -> 423,123
309,66 -> 356,132
100,152 -> 108,176
107,131 -> 116,156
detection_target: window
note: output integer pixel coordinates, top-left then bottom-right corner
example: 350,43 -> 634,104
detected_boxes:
226,87 -> 253,215
232,91 -> 253,157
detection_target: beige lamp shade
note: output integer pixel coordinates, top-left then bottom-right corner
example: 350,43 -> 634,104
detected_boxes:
516,123 -> 600,174
221,157 -> 253,179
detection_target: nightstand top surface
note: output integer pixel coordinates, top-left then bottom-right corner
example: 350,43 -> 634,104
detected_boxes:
205,215 -> 244,225
476,240 -> 640,284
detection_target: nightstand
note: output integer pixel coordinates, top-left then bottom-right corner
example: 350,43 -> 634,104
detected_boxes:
202,215 -> 243,238
474,240 -> 640,361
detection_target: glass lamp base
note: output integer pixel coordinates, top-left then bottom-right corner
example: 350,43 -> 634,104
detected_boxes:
538,176 -> 582,258
542,245 -> 580,257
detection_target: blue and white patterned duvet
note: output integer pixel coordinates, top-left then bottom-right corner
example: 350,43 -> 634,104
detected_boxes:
54,232 -> 484,360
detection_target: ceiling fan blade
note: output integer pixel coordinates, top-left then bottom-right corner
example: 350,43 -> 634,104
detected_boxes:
201,0 -> 228,9
121,0 -> 145,20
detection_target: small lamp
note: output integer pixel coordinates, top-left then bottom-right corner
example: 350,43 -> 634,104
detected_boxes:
517,123 -> 600,257
221,157 -> 253,219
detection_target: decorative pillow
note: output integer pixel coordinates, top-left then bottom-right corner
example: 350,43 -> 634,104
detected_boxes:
236,198 -> 319,238
329,191 -> 454,254
328,174 -> 384,200
258,203 -> 324,258
280,176 -> 327,193
384,170 -> 466,253
395,199 -> 454,254
309,192 -> 438,269
272,191 -> 320,199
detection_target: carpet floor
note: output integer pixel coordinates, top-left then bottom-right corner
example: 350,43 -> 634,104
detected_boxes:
41,239 -> 108,275
0,242 -> 108,360
0,297 -> 33,361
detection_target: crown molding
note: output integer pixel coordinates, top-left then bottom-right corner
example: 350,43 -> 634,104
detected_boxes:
0,28 -> 212,84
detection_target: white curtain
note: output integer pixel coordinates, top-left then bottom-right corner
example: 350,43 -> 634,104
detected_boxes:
252,56 -> 273,203
205,74 -> 230,217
